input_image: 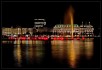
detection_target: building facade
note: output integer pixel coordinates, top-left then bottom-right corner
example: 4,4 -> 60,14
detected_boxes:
2,27 -> 33,36
2,23 -> 94,37
52,23 -> 94,37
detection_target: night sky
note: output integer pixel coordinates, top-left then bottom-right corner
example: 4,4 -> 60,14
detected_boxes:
2,2 -> 100,33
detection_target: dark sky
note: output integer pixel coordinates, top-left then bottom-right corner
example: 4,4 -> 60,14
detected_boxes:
2,2 -> 100,30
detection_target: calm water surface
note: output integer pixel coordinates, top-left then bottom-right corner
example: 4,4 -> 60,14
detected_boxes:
2,38 -> 100,68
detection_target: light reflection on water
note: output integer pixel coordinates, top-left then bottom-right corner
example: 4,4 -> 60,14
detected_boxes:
51,38 -> 94,68
14,44 -> 22,67
4,38 -> 94,68
13,40 -> 45,67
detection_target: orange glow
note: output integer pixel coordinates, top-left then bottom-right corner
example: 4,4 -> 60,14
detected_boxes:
84,39 -> 93,59
64,6 -> 74,38
67,40 -> 81,68
51,40 -> 64,61
76,37 -> 80,40
69,40 -> 76,68
13,44 -> 22,67
64,6 -> 74,24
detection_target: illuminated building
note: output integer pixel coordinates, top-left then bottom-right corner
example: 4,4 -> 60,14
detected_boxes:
2,27 -> 12,36
2,27 -> 49,36
2,22 -> 94,37
34,19 -> 46,32
34,19 -> 46,28
52,22 -> 94,37
2,27 -> 33,36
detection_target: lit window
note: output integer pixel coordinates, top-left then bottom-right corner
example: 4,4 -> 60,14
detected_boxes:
61,25 -> 62,27
26,35 -> 28,37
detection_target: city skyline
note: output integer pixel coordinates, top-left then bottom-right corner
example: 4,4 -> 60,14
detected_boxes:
1,1 -> 101,69
2,2 -> 100,35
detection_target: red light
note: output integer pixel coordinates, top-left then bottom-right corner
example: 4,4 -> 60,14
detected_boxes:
9,36 -> 14,40
76,37 -> 80,40
8,37 -> 11,39
54,37 -> 56,40
23,37 -> 25,40
43,37 -> 48,40
32,37 -> 37,40
59,37 -> 61,40
82,37 -> 85,40
71,37 -> 74,40
35,38 -> 37,40
51,37 -> 53,40
41,37 -> 43,40
20,37 -> 22,40
59,37 -> 63,40
27,37 -> 30,40
20,37 -> 26,40
61,37 -> 64,40
57,37 -> 59,40
65,37 -> 67,40
16,37 -> 18,40
32,37 -> 36,40
38,37 -> 41,40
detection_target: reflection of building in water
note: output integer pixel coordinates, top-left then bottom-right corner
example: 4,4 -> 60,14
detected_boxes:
68,41 -> 76,68
23,40 -> 45,64
13,44 -> 22,67
25,44 -> 35,64
13,40 -> 45,67
35,41 -> 45,64
52,22 -> 94,37
51,38 -> 94,68
51,40 -> 81,68
14,39 -> 21,44
84,38 -> 93,59
51,40 -> 65,62
67,40 -> 81,68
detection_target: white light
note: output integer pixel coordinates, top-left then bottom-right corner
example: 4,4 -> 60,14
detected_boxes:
14,35 -> 16,37
26,35 -> 28,37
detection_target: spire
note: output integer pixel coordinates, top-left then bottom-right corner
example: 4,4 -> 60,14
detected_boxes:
82,21 -> 83,25
89,21 -> 90,25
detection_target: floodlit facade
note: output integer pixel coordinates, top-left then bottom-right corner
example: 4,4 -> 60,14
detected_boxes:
2,27 -> 48,36
2,27 -> 33,36
2,23 -> 94,37
52,23 -> 94,37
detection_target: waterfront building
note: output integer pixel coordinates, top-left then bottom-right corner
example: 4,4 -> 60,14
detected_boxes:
52,22 -> 94,37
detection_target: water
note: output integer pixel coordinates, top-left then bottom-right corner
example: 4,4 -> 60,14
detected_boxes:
2,38 -> 100,68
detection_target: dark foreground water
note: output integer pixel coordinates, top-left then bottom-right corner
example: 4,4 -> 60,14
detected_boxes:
2,38 -> 100,68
